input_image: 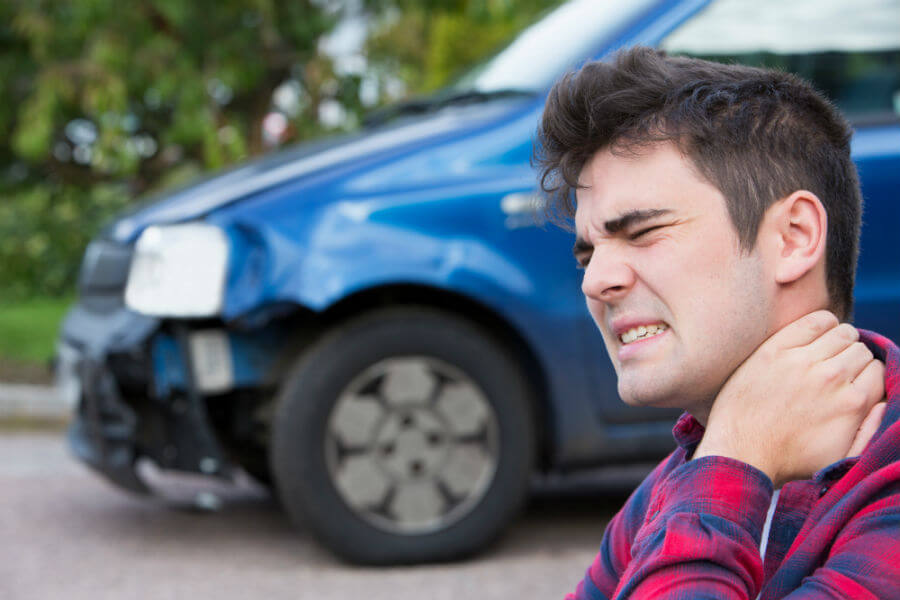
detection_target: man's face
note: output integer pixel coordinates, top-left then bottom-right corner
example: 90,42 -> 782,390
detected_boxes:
574,142 -> 774,415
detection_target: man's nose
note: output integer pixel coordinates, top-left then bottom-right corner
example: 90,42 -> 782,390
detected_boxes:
581,249 -> 635,302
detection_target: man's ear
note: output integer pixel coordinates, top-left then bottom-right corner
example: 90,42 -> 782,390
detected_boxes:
769,190 -> 828,284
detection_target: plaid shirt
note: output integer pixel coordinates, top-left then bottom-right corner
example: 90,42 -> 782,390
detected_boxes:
568,330 -> 900,599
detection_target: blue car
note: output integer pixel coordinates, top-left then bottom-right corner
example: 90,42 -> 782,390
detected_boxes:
58,0 -> 900,564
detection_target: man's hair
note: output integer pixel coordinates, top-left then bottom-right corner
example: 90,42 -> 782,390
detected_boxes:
535,46 -> 862,319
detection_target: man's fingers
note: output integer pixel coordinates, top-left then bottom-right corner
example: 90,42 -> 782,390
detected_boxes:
769,310 -> 839,349
851,358 -> 886,406
847,402 -> 886,458
824,341 -> 875,384
805,322 -> 859,360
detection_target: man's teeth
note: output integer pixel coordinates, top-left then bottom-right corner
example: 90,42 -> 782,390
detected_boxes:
619,324 -> 667,344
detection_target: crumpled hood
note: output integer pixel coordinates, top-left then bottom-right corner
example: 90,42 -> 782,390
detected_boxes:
104,101 -> 529,243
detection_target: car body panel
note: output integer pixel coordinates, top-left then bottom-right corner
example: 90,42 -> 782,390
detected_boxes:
60,0 -> 899,493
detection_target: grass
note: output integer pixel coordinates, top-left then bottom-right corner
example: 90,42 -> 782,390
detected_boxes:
0,415 -> 69,431
0,296 -> 73,366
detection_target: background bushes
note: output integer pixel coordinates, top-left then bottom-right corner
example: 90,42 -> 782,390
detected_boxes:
0,0 -> 560,301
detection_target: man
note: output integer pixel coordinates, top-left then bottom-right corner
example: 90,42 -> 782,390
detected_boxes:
536,47 -> 899,599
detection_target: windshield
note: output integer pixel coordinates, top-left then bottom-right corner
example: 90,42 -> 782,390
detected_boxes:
451,0 -> 660,94
662,0 -> 900,55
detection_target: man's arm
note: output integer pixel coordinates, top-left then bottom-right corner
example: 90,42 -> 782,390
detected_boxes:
612,456 -> 770,599
565,452 -> 686,600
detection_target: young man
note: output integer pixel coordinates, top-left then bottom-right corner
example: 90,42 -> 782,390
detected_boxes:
536,47 -> 899,599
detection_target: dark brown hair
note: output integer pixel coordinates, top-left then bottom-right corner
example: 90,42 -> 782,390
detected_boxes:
535,46 -> 862,319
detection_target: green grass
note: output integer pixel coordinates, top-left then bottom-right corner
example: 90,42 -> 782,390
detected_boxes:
0,297 -> 73,365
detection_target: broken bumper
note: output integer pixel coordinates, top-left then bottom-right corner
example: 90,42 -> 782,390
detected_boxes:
60,304 -> 234,495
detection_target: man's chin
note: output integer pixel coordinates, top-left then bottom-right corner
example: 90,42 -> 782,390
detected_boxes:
618,376 -> 721,419
617,381 -> 684,409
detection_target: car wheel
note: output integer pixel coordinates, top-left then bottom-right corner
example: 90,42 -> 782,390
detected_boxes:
270,307 -> 536,564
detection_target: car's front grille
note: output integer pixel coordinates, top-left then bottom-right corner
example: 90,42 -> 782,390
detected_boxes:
78,239 -> 133,309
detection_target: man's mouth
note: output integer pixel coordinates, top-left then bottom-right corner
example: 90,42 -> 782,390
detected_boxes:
619,323 -> 668,345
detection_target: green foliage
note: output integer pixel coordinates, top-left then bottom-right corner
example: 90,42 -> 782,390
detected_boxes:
1,0 -> 352,300
0,180 -> 131,298
366,0 -> 563,93
0,296 -> 73,363
0,0 -> 563,301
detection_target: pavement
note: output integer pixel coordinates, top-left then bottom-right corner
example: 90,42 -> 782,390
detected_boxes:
0,382 -> 69,423
0,431 -> 624,600
0,384 -> 649,599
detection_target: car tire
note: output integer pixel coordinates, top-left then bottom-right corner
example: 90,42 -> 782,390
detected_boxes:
270,307 -> 536,564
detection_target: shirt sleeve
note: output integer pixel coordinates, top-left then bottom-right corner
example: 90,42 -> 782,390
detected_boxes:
611,455 -> 773,600
565,453 -> 682,600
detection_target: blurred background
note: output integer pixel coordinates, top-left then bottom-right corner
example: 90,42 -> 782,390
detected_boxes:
0,0 -> 561,380
1,0 -> 898,598
3,3 -> 632,598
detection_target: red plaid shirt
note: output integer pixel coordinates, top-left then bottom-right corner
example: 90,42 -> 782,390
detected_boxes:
568,330 -> 900,599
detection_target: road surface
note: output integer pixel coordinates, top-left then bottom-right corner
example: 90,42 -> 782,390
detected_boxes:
0,431 -> 639,600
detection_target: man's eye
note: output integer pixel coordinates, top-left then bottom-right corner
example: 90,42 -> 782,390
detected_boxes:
575,254 -> 590,269
629,225 -> 663,240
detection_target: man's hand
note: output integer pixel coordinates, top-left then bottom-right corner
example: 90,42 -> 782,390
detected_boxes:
694,311 -> 885,489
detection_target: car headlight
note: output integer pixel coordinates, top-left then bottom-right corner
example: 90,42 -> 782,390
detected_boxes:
125,223 -> 229,317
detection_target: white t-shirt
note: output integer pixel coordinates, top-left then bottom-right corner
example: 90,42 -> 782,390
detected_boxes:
757,489 -> 781,600
760,489 -> 780,560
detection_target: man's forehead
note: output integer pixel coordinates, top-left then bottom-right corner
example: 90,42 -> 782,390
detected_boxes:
577,141 -> 697,189
576,143 -> 655,183
574,183 -> 668,229
575,150 -> 656,215
574,142 -> 710,231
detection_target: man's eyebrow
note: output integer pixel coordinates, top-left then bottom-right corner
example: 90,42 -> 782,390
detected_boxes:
573,208 -> 673,257
602,208 -> 672,234
572,208 -> 672,256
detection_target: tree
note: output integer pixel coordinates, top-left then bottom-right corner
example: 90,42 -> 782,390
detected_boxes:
0,0 -> 562,299
365,0 -> 561,93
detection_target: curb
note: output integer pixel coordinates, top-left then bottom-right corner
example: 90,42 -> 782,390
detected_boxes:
0,383 -> 69,421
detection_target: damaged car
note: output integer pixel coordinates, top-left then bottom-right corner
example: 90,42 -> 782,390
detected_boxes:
57,0 -> 900,564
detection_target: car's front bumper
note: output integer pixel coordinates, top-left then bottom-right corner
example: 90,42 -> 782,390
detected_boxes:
59,304 -> 236,494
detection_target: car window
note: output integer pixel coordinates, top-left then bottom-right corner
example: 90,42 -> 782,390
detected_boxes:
660,0 -> 900,123
452,0 -> 659,94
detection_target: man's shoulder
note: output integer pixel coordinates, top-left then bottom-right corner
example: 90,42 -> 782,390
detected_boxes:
624,446 -> 691,516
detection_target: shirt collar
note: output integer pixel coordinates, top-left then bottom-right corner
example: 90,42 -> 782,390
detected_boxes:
672,411 -> 704,450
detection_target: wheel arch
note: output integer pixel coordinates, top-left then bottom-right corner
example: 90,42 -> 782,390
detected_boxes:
315,283 -> 554,470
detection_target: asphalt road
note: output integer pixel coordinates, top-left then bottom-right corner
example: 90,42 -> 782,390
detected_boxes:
0,431 -> 641,600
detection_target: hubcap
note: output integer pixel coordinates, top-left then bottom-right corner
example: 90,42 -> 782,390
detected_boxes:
325,357 -> 499,534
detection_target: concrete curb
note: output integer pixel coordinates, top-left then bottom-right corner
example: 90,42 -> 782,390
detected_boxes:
0,383 -> 69,420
